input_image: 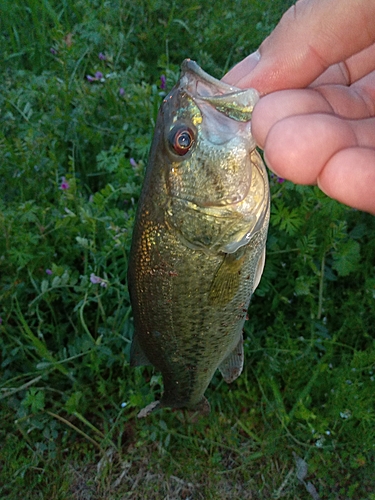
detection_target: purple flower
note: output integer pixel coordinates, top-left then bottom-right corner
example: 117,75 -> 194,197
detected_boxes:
46,269 -> 53,275
277,177 -> 285,183
50,48 -> 57,55
90,273 -> 101,284
60,177 -> 70,190
130,158 -> 138,168
86,72 -> 104,82
119,87 -> 125,96
98,52 -> 106,60
160,74 -> 166,90
90,273 -> 107,288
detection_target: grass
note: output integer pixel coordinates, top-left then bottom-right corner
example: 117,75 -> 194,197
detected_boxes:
1,0 -> 375,498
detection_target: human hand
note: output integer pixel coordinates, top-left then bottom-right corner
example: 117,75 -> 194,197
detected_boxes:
223,0 -> 375,214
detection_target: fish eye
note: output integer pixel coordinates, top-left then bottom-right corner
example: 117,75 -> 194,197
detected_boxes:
168,126 -> 194,156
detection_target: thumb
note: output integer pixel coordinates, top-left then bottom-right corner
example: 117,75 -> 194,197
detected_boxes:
223,0 -> 375,94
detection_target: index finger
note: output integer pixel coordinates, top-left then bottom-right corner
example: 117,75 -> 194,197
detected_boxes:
223,0 -> 375,94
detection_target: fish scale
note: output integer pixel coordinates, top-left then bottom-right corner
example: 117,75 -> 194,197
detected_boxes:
128,60 -> 270,417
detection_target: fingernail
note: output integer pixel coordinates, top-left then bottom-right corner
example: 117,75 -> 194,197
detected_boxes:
263,150 -> 272,169
253,50 -> 261,63
222,51 -> 261,86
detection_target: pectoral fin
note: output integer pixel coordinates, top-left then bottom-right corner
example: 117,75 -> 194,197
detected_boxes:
209,252 -> 246,306
219,336 -> 244,383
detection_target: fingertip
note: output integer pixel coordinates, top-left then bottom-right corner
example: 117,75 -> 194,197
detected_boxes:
317,148 -> 375,214
227,1 -> 375,95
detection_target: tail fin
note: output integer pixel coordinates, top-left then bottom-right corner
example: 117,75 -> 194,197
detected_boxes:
137,396 -> 210,418
137,400 -> 160,419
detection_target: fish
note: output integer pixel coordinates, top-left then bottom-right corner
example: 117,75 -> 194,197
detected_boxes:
128,59 -> 270,418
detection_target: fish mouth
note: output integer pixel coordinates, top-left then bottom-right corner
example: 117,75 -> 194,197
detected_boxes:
181,59 -> 239,94
164,60 -> 261,211
179,59 -> 259,122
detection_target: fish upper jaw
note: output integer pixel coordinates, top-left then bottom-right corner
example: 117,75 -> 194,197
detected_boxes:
179,59 -> 259,122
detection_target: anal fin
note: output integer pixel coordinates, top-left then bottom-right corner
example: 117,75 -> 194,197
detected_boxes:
219,336 -> 244,383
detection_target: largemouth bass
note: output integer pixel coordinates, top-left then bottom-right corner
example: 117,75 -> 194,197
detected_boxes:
128,59 -> 270,417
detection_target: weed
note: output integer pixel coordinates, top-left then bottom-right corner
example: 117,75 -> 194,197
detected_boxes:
1,0 -> 375,498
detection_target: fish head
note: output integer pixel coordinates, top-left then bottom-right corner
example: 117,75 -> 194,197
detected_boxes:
160,59 -> 260,209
